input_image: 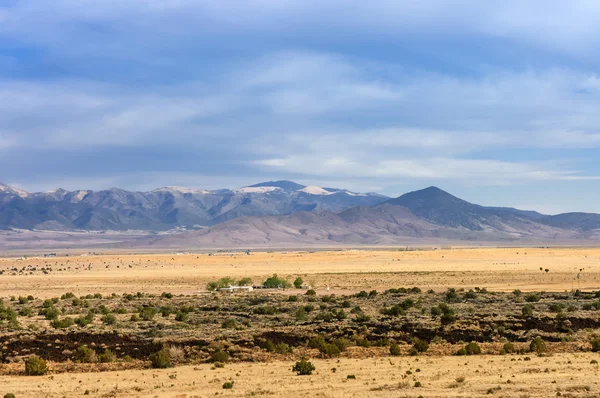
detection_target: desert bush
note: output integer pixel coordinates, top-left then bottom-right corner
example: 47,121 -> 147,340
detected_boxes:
590,337 -> 600,352
263,274 -> 291,289
211,350 -> 229,363
525,294 -> 540,303
293,277 -> 303,289
332,338 -> 352,352
530,336 -> 547,355
61,292 -> 75,300
221,319 -> 237,329
150,348 -> 172,368
206,277 -> 235,291
4,393 -> 15,398
502,342 -> 515,354
169,345 -> 185,362
51,317 -> 74,329
140,307 -> 157,321
222,381 -> 234,389
175,311 -> 189,322
74,345 -> 97,363
40,306 -> 59,320
457,342 -> 481,355
440,307 -> 457,324
445,288 -> 459,302
389,342 -> 401,356
305,289 -> 316,296
24,356 -> 48,376
295,307 -> 308,321
430,306 -> 442,316
292,359 -> 315,375
101,314 -> 117,325
237,277 -> 253,286
75,311 -> 94,327
522,304 -> 534,317
548,303 -> 564,313
412,338 -> 429,353
99,349 -> 117,363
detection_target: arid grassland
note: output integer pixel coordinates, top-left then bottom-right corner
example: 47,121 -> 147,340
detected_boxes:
0,248 -> 599,397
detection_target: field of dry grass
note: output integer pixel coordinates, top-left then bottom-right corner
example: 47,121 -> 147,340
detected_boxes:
0,247 -> 599,397
1,247 -> 599,298
1,354 -> 599,397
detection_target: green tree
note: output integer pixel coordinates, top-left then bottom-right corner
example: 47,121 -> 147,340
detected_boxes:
293,277 -> 304,289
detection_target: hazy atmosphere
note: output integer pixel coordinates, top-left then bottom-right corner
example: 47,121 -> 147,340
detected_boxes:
2,1 -> 600,213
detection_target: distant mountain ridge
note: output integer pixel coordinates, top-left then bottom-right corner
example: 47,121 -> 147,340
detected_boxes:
0,181 -> 388,231
151,185 -> 600,248
2,181 -> 600,247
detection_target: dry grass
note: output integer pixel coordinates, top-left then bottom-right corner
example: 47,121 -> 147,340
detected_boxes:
0,353 -> 599,397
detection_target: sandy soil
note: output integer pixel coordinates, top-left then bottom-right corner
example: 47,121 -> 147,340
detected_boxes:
0,248 -> 599,298
0,353 -> 598,397
1,247 -> 600,397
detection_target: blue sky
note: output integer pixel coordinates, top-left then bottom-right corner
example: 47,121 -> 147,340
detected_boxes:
1,1 -> 600,214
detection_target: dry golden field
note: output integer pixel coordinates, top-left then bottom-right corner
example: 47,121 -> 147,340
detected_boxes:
0,247 -> 599,398
1,354 -> 599,397
0,247 -> 598,298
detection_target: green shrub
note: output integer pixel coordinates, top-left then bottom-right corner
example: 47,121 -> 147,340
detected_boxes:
175,311 -> 189,322
332,338 -> 351,352
445,288 -> 459,302
25,356 -> 48,376
221,319 -> 237,329
530,336 -> 546,355
456,342 -> 481,356
4,393 -> 16,398
40,306 -> 59,320
525,294 -> 540,303
522,304 -> 534,317
150,348 -> 172,368
293,277 -> 304,289
140,307 -> 157,321
305,289 -> 316,296
99,349 -> 117,363
292,359 -> 315,375
389,343 -> 401,356
211,350 -> 229,363
222,381 -> 234,389
160,292 -> 173,299
101,314 -> 117,325
502,342 -> 515,354
51,317 -> 75,329
295,307 -> 307,321
74,345 -> 97,363
591,337 -> 600,352
206,277 -> 234,291
263,274 -> 291,289
412,338 -> 429,353
237,277 -> 253,286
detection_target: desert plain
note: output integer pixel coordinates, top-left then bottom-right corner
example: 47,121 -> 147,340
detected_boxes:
0,247 -> 598,397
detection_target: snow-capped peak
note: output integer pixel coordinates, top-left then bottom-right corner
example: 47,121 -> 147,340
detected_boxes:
153,186 -> 209,195
71,190 -> 90,202
233,186 -> 283,194
297,186 -> 334,195
0,183 -> 30,198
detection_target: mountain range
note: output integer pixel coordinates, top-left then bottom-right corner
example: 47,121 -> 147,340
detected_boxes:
0,181 -> 387,231
2,181 -> 600,248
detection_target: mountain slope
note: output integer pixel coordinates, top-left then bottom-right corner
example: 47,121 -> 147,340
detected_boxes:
0,181 -> 388,231
151,187 -> 596,248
